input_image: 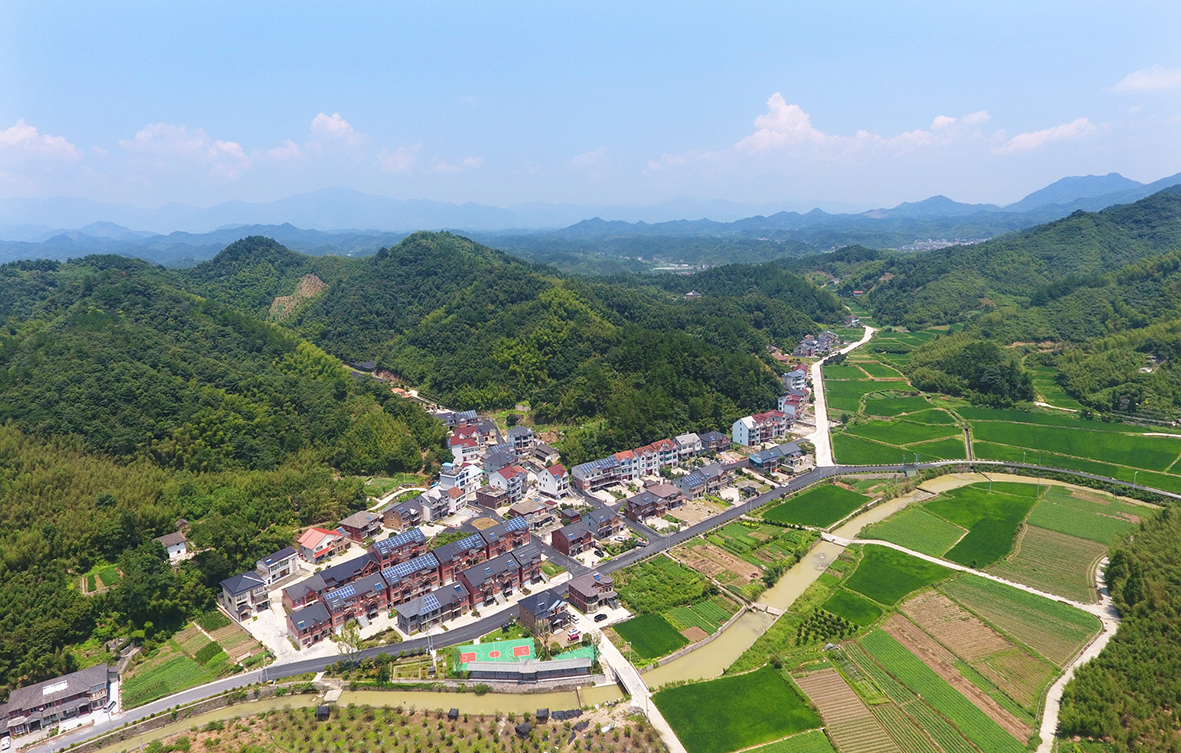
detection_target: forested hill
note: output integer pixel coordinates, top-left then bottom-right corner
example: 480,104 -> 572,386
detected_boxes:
279,231 -> 841,461
846,187 -> 1181,328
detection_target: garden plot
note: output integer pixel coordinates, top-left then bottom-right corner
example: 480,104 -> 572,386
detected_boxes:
677,543 -> 762,584
880,615 -> 1032,742
987,525 -> 1106,603
613,614 -> 688,660
940,575 -> 1099,666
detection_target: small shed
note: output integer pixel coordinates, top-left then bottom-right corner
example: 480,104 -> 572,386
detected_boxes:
315,705 -> 331,722
448,708 -> 460,721
515,722 -> 533,738
535,708 -> 549,723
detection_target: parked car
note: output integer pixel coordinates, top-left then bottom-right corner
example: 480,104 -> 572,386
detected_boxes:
594,613 -> 608,622
593,549 -> 605,557
567,628 -> 581,641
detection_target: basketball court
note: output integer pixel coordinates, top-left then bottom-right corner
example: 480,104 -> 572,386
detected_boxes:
453,638 -> 533,671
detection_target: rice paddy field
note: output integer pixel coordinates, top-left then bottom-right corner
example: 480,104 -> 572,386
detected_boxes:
844,547 -> 952,606
613,613 -> 689,660
861,396 -> 933,417
762,484 -> 870,527
653,666 -> 822,753
859,507 -> 966,556
741,731 -> 837,753
925,484 -> 1037,568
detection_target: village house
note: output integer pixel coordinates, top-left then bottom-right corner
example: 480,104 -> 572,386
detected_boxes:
395,582 -> 471,634
571,455 -> 621,492
323,574 -> 390,627
220,570 -> 269,621
674,432 -> 702,459
297,527 -> 346,564
256,546 -> 298,585
382,552 -> 443,605
433,533 -> 488,583
582,509 -> 623,539
531,443 -> 561,465
536,463 -> 570,499
458,545 -> 542,607
369,528 -> 428,568
0,664 -> 111,737
402,489 -> 450,523
732,410 -> 790,447
319,553 -> 382,591
449,435 -> 480,464
483,446 -> 517,475
282,574 -> 325,610
153,530 -> 188,562
286,601 -> 333,649
439,462 -> 483,499
845,315 -> 861,327
779,392 -> 806,415
517,592 -> 569,635
337,510 -> 384,542
507,425 -> 536,451
508,498 -> 556,529
566,572 -> 617,614
489,465 -> 529,503
480,516 -> 531,558
475,485 -> 510,508
699,430 -> 731,452
783,367 -> 808,391
622,484 -> 684,522
381,498 -> 424,531
550,521 -> 595,556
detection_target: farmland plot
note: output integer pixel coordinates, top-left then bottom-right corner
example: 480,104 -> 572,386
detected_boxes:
844,546 -> 951,606
970,421 -> 1181,471
860,507 -> 965,556
988,525 -> 1106,603
862,396 -> 931,417
869,704 -> 942,753
845,420 -> 958,446
897,699 -> 979,753
763,484 -> 869,528
744,732 -> 836,753
826,718 -> 901,753
1027,487 -> 1144,544
899,591 -> 1009,661
905,436 -> 967,460
940,575 -> 1099,666
832,434 -> 906,465
975,649 -> 1056,711
901,408 -> 957,425
795,669 -> 900,753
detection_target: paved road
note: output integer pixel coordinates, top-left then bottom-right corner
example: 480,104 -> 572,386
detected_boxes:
807,325 -> 876,467
34,458 -> 1173,753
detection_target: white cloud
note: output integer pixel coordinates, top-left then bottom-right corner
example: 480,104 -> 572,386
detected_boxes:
432,156 -> 484,174
572,147 -> 608,167
1113,65 -> 1181,92
309,112 -> 363,146
0,120 -> 82,161
736,94 -> 830,152
377,145 -> 418,173
120,122 -> 251,177
462,156 -> 484,168
993,117 -> 1097,155
265,139 -> 303,160
962,110 -> 991,125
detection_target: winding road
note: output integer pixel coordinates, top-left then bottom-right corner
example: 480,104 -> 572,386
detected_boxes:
807,325 -> 876,467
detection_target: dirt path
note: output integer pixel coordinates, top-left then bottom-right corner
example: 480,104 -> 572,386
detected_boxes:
808,325 -> 876,467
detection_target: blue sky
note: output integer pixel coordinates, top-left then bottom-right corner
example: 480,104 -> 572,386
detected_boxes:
2,1 -> 1179,211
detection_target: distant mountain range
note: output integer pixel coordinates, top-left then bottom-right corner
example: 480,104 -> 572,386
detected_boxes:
1,172 -> 1178,268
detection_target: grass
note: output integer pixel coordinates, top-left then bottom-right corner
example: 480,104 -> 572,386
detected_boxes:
763,484 -> 869,527
614,613 -> 689,660
988,526 -> 1106,603
654,666 -> 822,753
1027,486 -> 1144,544
821,589 -> 882,627
741,731 -> 836,753
845,420 -> 958,446
845,546 -> 951,606
831,433 -> 906,465
860,631 -> 1024,753
859,507 -> 966,557
971,421 -> 1181,471
940,574 -> 1100,666
925,484 -> 1037,568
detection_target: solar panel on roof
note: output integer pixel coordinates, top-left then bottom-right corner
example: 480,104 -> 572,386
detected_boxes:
330,584 -> 357,599
423,594 -> 441,611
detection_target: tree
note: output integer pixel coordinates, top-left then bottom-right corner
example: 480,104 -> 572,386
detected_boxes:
338,619 -> 364,665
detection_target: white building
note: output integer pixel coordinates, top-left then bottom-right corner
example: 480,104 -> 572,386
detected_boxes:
152,531 -> 188,562
489,465 -> 529,503
675,432 -> 702,459
537,464 -> 570,499
439,462 -> 483,497
783,368 -> 808,391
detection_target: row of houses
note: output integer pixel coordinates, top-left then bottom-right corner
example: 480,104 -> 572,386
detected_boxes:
570,431 -> 730,492
550,508 -> 626,557
792,330 -> 841,358
276,517 -> 536,646
0,664 -> 112,738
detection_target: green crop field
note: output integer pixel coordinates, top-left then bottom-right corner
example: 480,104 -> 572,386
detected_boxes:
903,409 -> 957,425
871,704 -> 942,753
653,666 -> 822,753
666,598 -> 734,634
859,362 -> 904,379
742,731 -> 835,753
122,653 -> 216,708
823,365 -> 869,380
988,526 -> 1106,603
615,555 -> 707,614
860,631 -> 1024,753
821,589 -> 882,627
1028,367 -> 1086,411
925,485 -> 1037,568
826,381 -> 895,412
1027,487 -> 1145,544
860,507 -> 965,556
831,433 -> 906,465
763,484 -> 869,527
896,699 -> 979,753
907,436 -> 968,460
972,441 -> 1181,494
971,421 -> 1181,471
844,419 -> 958,446
940,575 -> 1100,666
861,395 -> 931,416
614,613 -> 689,660
845,546 -> 951,605
955,406 -> 1181,434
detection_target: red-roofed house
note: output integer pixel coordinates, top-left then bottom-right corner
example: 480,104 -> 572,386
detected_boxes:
537,464 -> 570,499
489,465 -> 529,503
449,435 -> 480,464
613,449 -> 639,481
298,527 -> 346,564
